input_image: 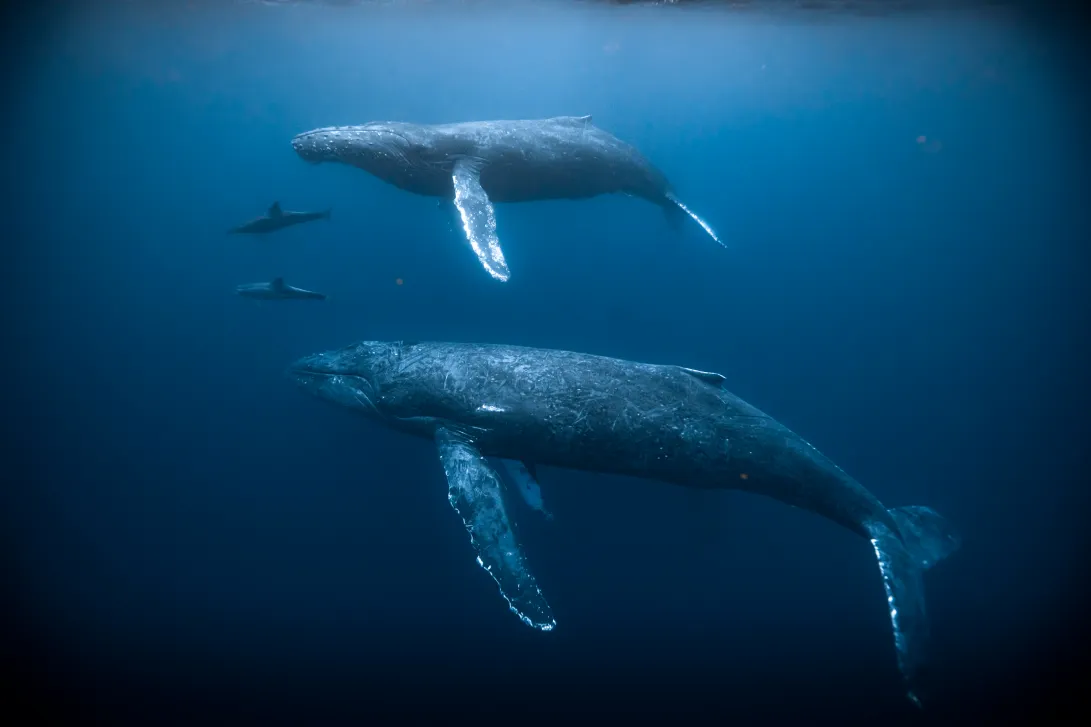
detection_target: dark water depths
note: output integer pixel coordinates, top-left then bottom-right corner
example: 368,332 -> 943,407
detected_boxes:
3,1 -> 1088,723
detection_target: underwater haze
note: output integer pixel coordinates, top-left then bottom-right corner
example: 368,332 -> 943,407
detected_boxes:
4,0 -> 1089,723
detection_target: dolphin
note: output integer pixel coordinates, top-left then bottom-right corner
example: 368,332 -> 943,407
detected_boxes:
290,115 -> 723,282
286,339 -> 961,707
236,277 -> 326,300
229,201 -> 332,234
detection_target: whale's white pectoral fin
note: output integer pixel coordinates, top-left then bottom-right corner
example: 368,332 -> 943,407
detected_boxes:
451,159 -> 511,282
435,427 -> 556,631
498,458 -> 554,521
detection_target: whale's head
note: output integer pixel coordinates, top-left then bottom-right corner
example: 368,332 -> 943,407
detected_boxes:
287,340 -> 403,420
291,123 -> 431,183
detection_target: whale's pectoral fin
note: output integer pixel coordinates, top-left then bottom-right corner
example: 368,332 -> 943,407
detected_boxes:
435,427 -> 555,631
498,458 -> 554,521
451,159 -> 511,282
268,201 -> 283,218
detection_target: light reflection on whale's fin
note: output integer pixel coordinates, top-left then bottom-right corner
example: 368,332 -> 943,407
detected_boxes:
452,159 -> 511,282
665,194 -> 727,250
498,458 -> 554,521
435,427 -> 555,631
676,366 -> 727,388
866,506 -> 960,709
553,114 -> 593,125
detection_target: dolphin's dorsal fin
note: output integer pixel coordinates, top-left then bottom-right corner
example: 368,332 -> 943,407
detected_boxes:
271,277 -> 286,290
268,201 -> 282,218
677,366 -> 727,388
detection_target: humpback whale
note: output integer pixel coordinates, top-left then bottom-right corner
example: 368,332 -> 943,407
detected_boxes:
287,340 -> 960,707
229,201 -> 331,234
236,277 -> 326,300
290,115 -> 723,282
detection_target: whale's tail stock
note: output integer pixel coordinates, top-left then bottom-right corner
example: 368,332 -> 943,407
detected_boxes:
866,504 -> 962,709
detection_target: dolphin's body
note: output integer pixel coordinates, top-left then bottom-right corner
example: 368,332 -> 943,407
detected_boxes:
236,277 -> 326,301
229,201 -> 331,234
287,340 -> 960,707
290,115 -> 723,282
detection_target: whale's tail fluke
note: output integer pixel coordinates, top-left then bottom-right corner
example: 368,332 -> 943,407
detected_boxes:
888,505 -> 962,570
866,505 -> 961,709
663,193 -> 727,251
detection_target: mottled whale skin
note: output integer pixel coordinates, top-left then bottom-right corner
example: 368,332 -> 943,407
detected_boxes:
229,201 -> 331,234
236,277 -> 326,301
287,340 -> 961,707
290,115 -> 723,281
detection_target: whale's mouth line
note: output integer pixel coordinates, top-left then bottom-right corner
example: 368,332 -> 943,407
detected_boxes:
288,366 -> 379,411
287,364 -> 332,382
352,391 -> 377,411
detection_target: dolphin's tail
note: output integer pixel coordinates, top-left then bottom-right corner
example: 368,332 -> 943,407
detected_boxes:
865,505 -> 961,709
663,193 -> 727,250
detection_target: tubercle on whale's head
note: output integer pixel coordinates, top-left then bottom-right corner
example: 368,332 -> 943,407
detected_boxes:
286,341 -> 400,419
290,123 -> 423,179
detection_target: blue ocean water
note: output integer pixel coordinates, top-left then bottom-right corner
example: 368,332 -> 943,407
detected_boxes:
4,1 -> 1089,723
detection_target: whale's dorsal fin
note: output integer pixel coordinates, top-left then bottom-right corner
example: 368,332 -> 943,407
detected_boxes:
268,201 -> 283,218
557,114 -> 592,125
271,277 -> 286,291
677,366 -> 727,388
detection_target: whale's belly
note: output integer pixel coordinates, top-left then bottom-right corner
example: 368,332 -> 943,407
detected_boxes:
470,133 -> 662,203
478,156 -> 639,203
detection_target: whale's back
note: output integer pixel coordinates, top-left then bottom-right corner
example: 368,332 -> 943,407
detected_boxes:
380,342 -> 766,481
427,117 -> 672,203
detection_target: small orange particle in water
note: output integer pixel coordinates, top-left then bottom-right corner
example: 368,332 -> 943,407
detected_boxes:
395,278 -> 404,286
739,473 -> 749,480
916,136 -> 942,154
